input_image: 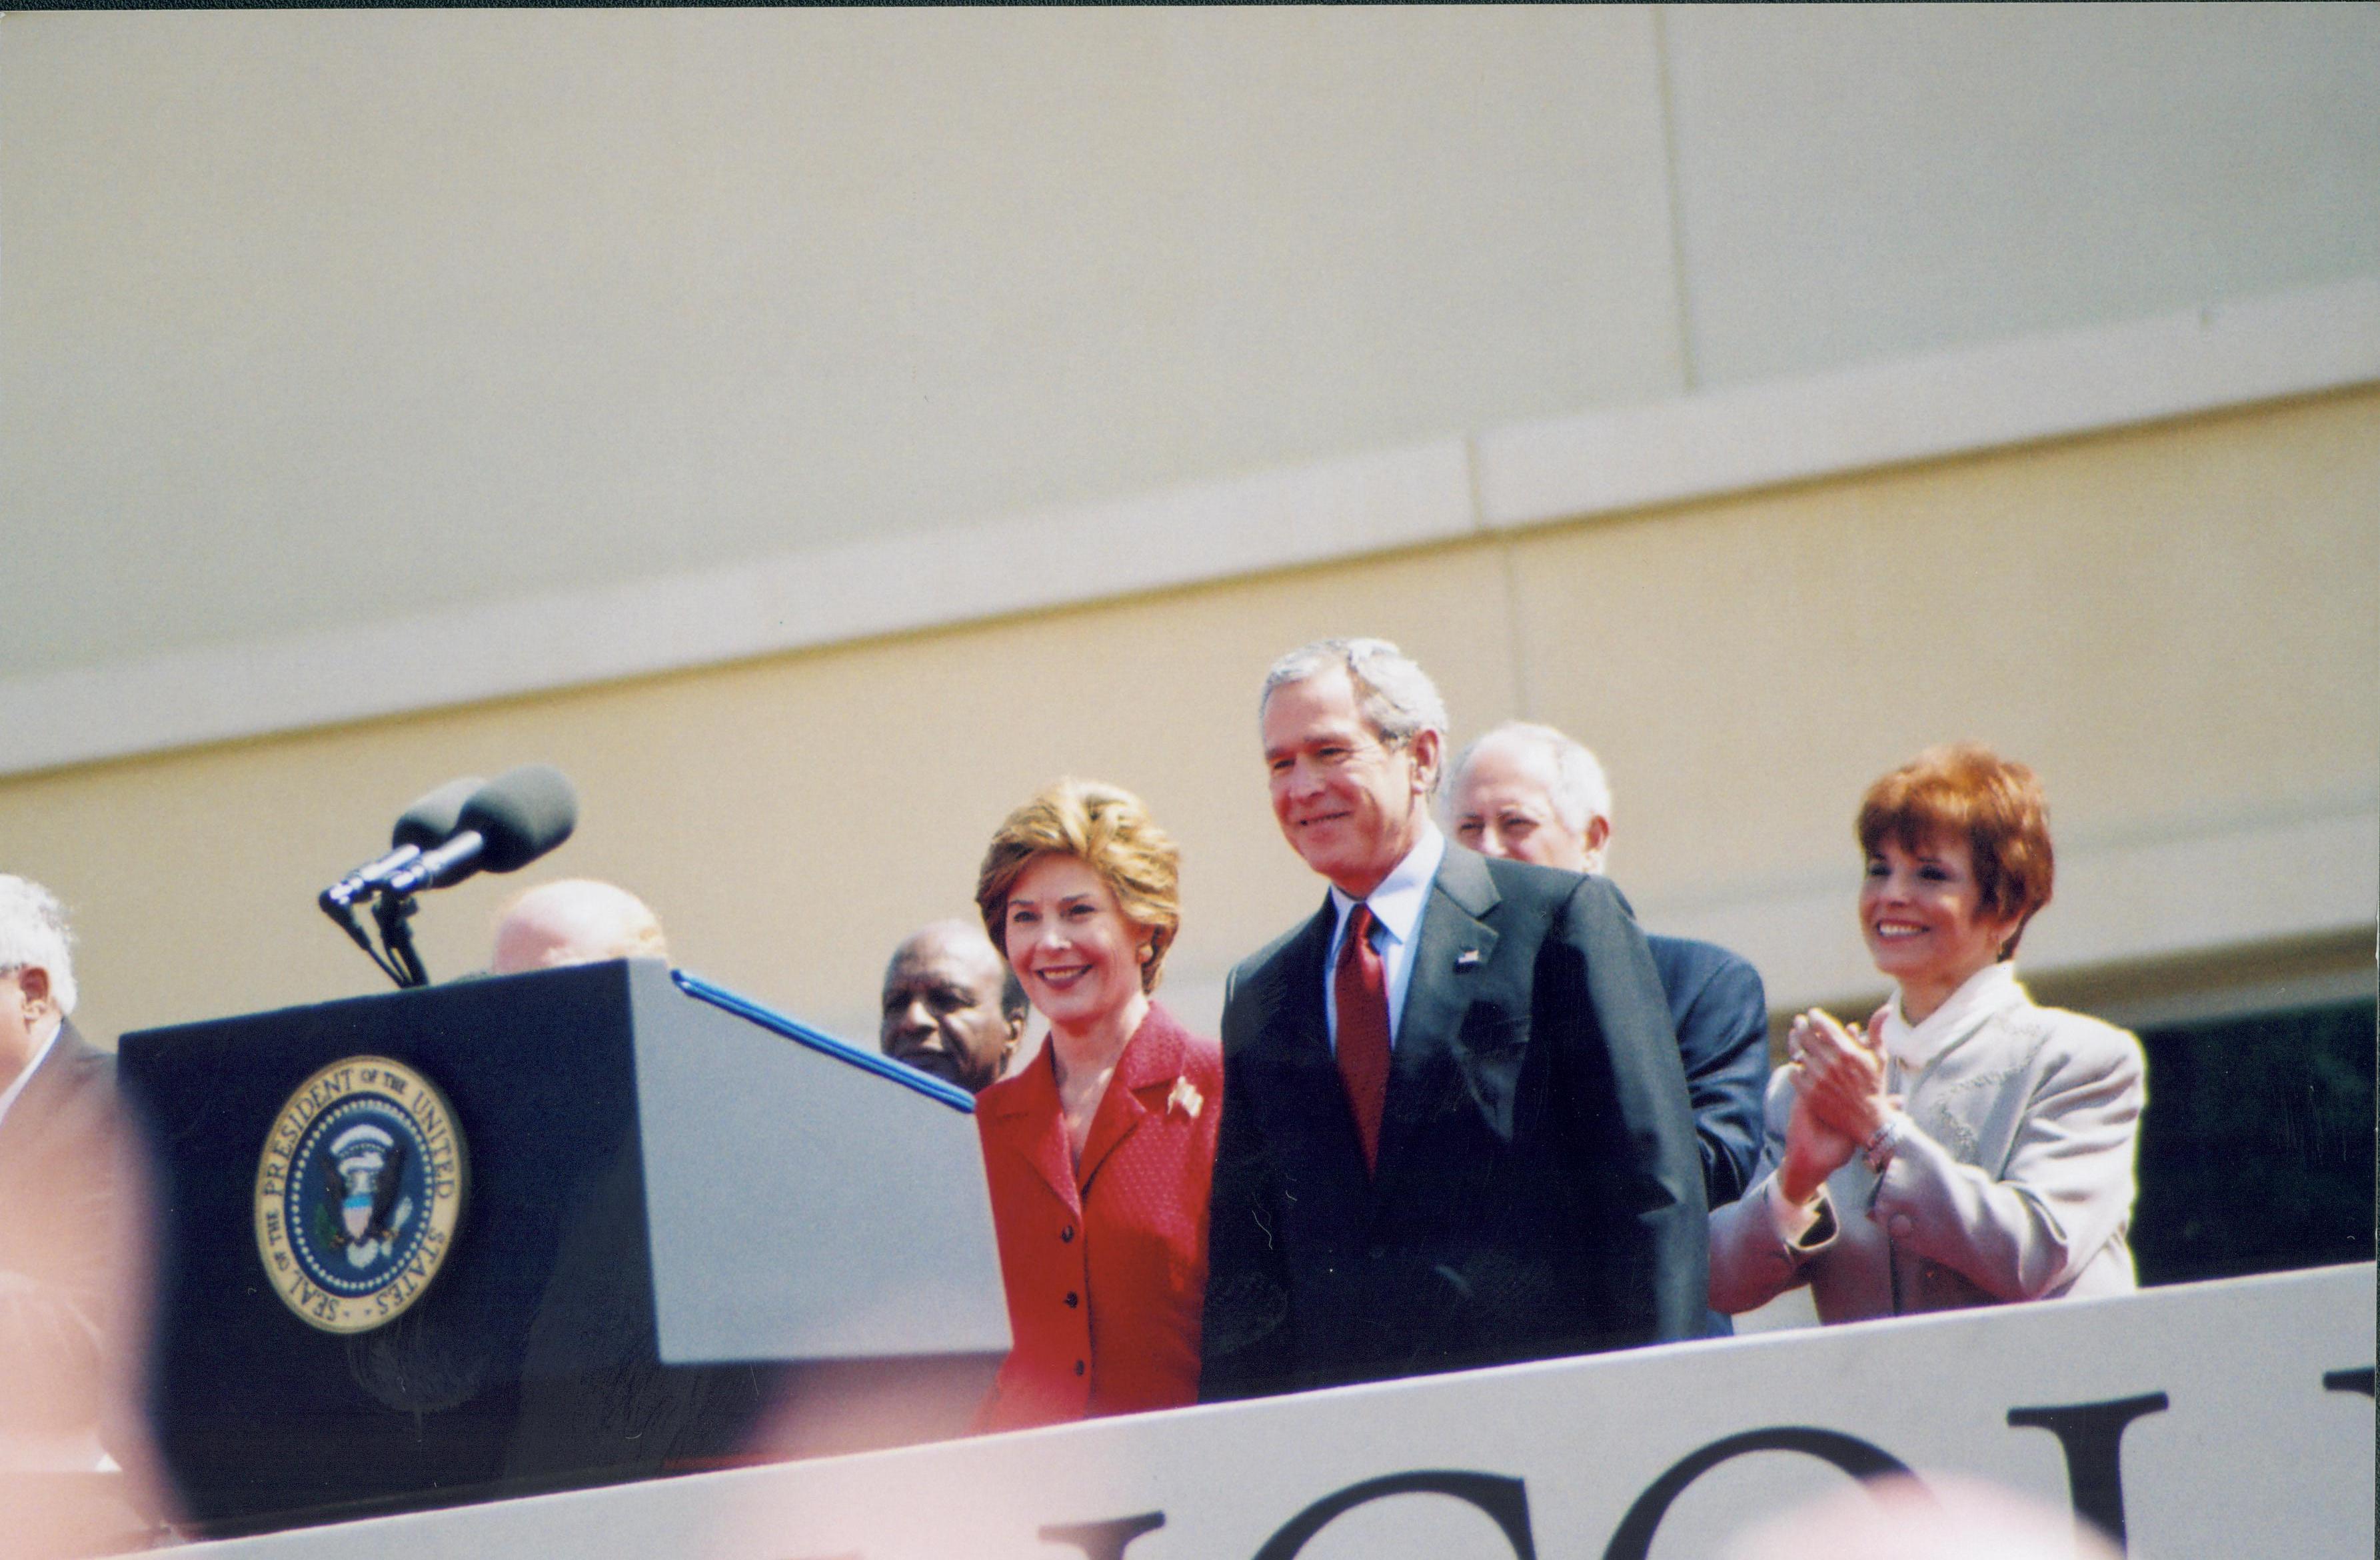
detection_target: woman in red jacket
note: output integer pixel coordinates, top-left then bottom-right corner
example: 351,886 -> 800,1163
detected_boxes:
970,779 -> 1222,1431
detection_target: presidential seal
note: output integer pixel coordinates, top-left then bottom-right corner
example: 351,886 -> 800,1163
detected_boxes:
253,1056 -> 467,1335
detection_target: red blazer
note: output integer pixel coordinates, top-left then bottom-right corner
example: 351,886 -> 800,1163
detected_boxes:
974,1002 -> 1222,1432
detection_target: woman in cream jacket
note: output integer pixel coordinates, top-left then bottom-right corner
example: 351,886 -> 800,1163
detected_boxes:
1710,745 -> 2145,1322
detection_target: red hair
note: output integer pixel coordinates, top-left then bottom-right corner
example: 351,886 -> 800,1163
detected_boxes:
1857,743 -> 2053,959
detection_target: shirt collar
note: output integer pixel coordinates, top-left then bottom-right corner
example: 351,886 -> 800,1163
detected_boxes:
1880,961 -> 2025,1071
0,1017 -> 65,1129
1329,820 -> 1446,949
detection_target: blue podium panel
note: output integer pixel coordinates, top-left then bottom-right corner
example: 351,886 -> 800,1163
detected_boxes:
119,961 -> 1006,1535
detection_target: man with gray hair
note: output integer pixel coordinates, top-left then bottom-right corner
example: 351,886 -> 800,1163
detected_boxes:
1201,639 -> 1705,1402
0,875 -> 131,1463
1448,721 -> 1769,1215
0,875 -> 81,1109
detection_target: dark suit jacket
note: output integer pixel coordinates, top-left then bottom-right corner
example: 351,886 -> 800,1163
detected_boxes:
1200,848 -> 1707,1401
0,1021 -> 127,1437
1645,935 -> 1769,1211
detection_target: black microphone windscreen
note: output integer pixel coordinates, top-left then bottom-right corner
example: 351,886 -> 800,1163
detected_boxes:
458,765 -> 579,873
390,777 -> 487,853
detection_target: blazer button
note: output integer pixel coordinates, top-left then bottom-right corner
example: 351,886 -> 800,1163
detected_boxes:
1064,1291 -> 1080,1308
1074,1360 -> 1086,1377
1060,1225 -> 1076,1243
1887,1213 -> 1914,1239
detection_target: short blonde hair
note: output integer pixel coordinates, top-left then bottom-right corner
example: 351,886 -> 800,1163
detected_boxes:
976,779 -> 1181,993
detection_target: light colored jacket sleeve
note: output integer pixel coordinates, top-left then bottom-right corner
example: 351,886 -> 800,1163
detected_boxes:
1869,1011 -> 2145,1301
1707,1070 -> 1836,1315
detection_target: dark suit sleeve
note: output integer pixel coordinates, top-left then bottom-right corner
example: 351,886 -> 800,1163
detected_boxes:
1555,880 -> 1708,1347
1198,966 -> 1298,1402
1658,941 -> 1770,1209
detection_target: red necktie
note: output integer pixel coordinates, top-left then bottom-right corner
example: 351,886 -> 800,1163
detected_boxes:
1334,903 -> 1391,1174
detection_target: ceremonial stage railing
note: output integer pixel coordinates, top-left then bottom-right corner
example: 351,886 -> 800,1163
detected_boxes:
99,964 -> 2375,1557
155,1263 -> 2375,1559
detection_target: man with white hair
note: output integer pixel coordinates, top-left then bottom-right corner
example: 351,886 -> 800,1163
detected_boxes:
0,875 -> 129,1461
489,878 -> 669,976
1200,639 -> 1705,1402
1448,722 -> 1769,1213
0,876 -> 81,1113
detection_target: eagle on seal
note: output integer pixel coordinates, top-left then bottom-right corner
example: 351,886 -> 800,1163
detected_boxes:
313,1129 -> 411,1256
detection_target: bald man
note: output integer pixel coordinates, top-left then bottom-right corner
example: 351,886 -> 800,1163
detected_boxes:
490,879 -> 668,975
878,919 -> 1026,1094
1448,723 -> 1768,1213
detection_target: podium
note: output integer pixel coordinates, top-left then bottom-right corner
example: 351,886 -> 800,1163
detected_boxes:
117,960 -> 1008,1535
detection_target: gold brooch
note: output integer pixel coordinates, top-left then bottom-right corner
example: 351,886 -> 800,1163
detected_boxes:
1167,1077 -> 1205,1119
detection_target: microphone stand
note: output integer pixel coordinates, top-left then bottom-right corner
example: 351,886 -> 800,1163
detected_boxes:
319,891 -> 413,989
369,889 -> 432,989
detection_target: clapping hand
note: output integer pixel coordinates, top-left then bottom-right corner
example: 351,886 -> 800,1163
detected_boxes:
1776,1009 -> 1891,1205
1788,1009 -> 1891,1143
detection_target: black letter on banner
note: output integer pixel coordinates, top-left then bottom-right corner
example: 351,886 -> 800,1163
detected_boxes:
2006,1392 -> 2168,1552
1039,1513 -> 1166,1559
1252,1471 -> 1536,1560
2322,1367 -> 2375,1399
1602,1427 -> 1918,1560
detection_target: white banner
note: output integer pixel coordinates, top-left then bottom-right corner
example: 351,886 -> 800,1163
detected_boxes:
192,1265 -> 2373,1559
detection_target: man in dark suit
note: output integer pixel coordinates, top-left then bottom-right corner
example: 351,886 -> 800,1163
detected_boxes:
0,875 -> 133,1462
1446,721 -> 1769,1211
1200,641 -> 1706,1402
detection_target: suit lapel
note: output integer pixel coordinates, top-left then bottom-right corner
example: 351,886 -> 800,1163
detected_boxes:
1273,900 -> 1337,1065
1374,849 -> 1502,1205
978,1049 -> 1081,1215
1076,1007 -> 1183,1193
0,1021 -> 96,1166
1244,899 -> 1374,1217
1238,898 -> 1335,1074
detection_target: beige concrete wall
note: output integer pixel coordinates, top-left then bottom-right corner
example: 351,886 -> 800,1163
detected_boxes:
3,6 -> 1680,678
1664,3 -> 2380,383
0,541 -> 1519,1048
8,389 -> 2371,1050
1511,387 -> 2380,1003
1519,390 -> 2380,891
8,5 -> 2374,683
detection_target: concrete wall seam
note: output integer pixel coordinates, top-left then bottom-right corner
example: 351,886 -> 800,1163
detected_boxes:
1,276 -> 2371,781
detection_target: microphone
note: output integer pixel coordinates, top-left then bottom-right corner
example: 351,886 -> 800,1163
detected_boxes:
319,777 -> 486,911
383,765 -> 578,895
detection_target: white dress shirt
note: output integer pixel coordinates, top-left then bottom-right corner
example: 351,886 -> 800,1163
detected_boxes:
1322,822 -> 1446,1053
